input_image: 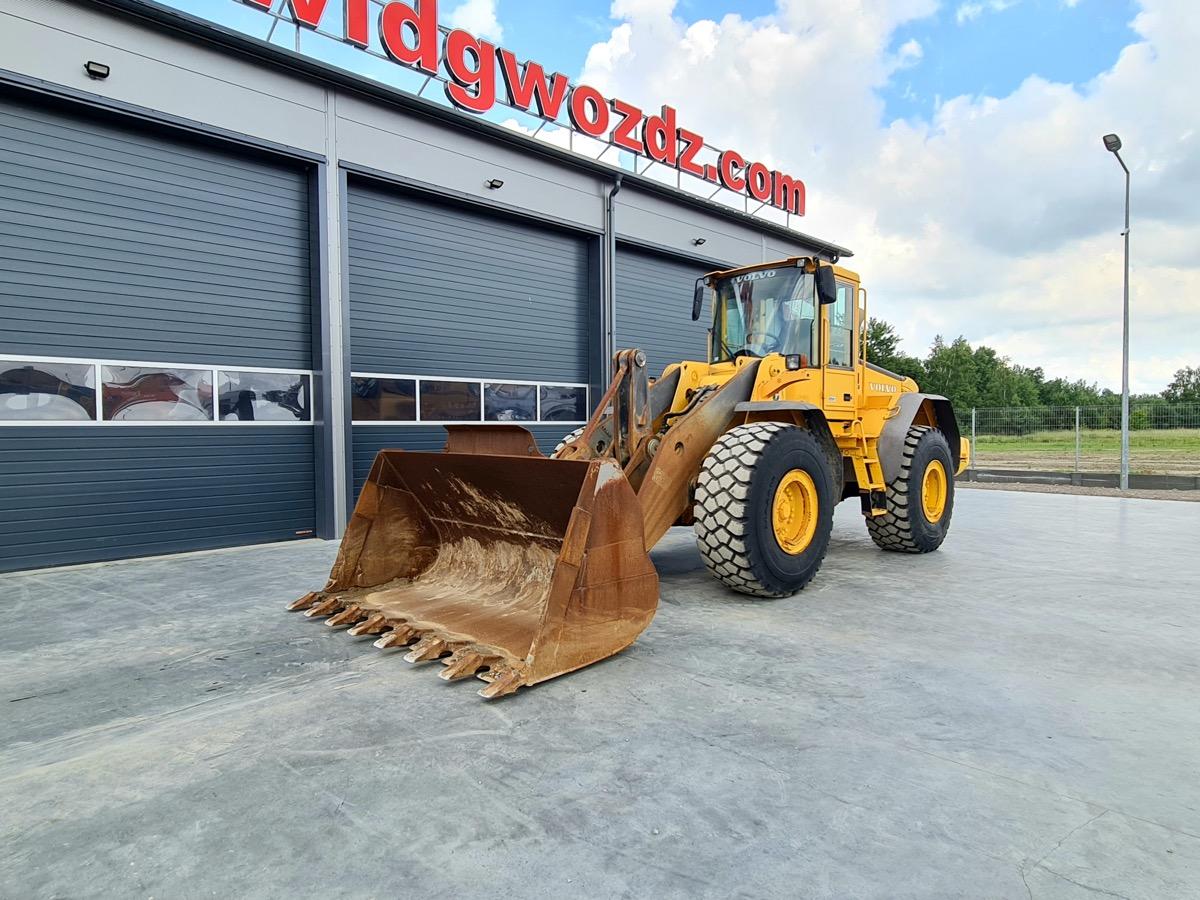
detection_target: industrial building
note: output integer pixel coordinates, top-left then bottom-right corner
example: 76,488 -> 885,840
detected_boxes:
0,0 -> 848,572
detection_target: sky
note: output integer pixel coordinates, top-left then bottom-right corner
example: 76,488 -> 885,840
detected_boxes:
160,0 -> 1197,394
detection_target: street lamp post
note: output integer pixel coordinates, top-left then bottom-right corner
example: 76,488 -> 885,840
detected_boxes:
1103,133 -> 1131,491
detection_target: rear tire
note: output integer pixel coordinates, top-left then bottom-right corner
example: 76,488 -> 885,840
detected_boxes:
866,426 -> 955,553
695,422 -> 835,598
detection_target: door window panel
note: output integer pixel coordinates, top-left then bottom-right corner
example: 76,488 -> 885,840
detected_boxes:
485,383 -> 537,422
539,385 -> 587,422
102,366 -> 213,421
420,381 -> 481,421
352,377 -> 417,422
218,371 -> 310,422
829,283 -> 855,368
0,360 -> 96,421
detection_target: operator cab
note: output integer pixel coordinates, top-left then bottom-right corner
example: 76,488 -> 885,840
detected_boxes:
694,259 -> 856,371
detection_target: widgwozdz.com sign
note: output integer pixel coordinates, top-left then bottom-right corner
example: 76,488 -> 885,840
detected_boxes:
240,0 -> 807,217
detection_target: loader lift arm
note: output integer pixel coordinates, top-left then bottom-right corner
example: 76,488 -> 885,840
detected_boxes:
558,349 -> 762,549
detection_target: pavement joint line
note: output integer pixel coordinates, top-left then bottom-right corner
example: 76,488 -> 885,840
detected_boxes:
1033,864 -> 1135,900
1023,809 -> 1109,876
1112,811 -> 1200,843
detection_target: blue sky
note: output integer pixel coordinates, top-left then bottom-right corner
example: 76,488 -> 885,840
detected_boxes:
163,0 -> 1139,124
502,0 -> 1139,123
497,0 -> 775,78
884,0 -> 1138,121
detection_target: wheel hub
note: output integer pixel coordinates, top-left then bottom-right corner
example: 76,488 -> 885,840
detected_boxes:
921,460 -> 948,523
772,470 -> 818,555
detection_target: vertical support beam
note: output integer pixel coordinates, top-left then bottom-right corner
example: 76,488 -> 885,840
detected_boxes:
601,176 -> 622,373
1080,408 -> 1089,480
308,163 -> 337,539
322,88 -> 350,534
586,237 -> 605,414
336,165 -> 354,525
970,408 -> 977,476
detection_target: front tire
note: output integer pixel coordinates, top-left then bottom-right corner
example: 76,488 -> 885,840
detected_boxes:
695,422 -> 836,598
866,426 -> 955,553
552,426 -> 585,457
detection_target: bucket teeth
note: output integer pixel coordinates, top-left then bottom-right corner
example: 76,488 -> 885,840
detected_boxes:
325,605 -> 364,628
373,624 -> 417,650
439,650 -> 494,682
304,596 -> 343,619
287,591 -> 321,612
478,669 -> 524,700
347,613 -> 390,637
404,636 -> 450,664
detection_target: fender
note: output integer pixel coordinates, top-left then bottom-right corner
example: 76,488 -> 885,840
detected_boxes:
733,401 -> 843,496
878,393 -> 961,483
733,401 -> 833,447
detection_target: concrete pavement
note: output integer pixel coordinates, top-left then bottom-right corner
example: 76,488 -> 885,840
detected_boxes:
2,489 -> 1198,898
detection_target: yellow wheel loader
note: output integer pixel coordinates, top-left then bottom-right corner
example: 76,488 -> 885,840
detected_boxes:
289,258 -> 970,698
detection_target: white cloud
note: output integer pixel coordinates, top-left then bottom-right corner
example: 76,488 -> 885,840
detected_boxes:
956,0 -> 1018,25
956,3 -> 984,23
896,38 -> 923,67
446,0 -> 503,43
579,0 -> 1199,394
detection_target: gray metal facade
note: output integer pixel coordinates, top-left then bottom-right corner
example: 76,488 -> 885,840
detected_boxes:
0,0 -> 845,572
0,89 -> 317,573
0,93 -> 312,367
346,179 -> 590,381
615,245 -> 717,377
0,426 -> 314,572
346,178 -> 592,486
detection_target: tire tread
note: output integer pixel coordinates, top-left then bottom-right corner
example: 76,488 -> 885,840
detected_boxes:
866,425 -> 946,553
552,426 -> 585,457
695,422 -> 827,597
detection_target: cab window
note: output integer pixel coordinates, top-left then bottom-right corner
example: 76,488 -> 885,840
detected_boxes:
710,268 -> 818,364
828,282 -> 855,368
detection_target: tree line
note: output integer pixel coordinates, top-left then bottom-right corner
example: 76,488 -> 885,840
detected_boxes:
866,319 -> 1200,429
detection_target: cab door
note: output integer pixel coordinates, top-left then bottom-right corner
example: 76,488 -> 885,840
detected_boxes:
822,279 -> 858,417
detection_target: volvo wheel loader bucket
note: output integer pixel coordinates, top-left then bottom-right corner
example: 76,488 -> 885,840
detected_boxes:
289,447 -> 659,698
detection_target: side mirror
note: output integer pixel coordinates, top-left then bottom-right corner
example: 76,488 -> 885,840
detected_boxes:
691,278 -> 707,321
815,264 -> 838,305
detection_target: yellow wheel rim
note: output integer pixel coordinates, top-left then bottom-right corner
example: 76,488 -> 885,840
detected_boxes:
772,470 -> 819,555
921,460 -> 948,523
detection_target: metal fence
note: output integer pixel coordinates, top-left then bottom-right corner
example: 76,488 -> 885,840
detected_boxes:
959,403 -> 1200,485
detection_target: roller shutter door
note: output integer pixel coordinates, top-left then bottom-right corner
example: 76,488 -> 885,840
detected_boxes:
0,94 -> 315,572
616,245 -> 714,377
347,179 -> 591,495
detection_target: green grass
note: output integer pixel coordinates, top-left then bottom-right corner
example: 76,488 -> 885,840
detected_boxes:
974,428 -> 1200,453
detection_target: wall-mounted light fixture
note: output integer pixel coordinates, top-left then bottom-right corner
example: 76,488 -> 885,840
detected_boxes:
692,238 -> 707,246
84,61 -> 111,80
486,178 -> 505,190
